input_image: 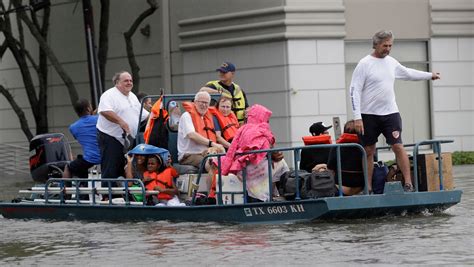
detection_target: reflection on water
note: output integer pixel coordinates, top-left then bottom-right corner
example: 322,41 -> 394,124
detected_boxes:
0,171 -> 473,265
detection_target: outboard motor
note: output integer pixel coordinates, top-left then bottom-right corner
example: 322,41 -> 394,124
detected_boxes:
29,133 -> 72,183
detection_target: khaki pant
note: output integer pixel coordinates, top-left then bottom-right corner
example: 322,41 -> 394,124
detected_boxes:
179,153 -> 205,168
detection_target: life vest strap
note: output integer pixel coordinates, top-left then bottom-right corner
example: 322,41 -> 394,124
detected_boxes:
203,126 -> 216,133
221,123 -> 237,133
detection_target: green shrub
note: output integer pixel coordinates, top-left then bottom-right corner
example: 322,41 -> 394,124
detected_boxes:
452,151 -> 474,165
379,151 -> 474,166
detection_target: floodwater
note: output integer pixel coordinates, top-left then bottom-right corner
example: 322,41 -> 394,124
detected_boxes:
0,166 -> 473,266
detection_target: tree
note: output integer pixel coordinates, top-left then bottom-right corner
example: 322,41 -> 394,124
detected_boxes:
124,0 -> 158,93
0,0 -> 159,141
0,0 -> 80,141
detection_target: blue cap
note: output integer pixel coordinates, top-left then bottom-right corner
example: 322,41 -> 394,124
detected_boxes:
128,144 -> 170,160
216,62 -> 236,73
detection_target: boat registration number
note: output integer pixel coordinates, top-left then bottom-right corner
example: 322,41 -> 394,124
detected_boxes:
243,204 -> 305,217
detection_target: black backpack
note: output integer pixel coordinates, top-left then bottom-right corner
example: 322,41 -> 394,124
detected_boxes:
306,170 -> 336,198
278,170 -> 312,200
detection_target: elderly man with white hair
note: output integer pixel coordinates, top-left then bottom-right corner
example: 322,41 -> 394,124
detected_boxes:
177,91 -> 224,168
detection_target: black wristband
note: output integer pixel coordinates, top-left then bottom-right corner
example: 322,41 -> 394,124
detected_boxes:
208,140 -> 212,147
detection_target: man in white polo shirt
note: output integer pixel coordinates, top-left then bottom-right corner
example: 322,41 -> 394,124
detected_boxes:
96,71 -> 149,178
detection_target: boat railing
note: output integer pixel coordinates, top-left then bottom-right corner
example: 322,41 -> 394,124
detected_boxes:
191,143 -> 369,206
32,178 -> 150,206
375,139 -> 453,192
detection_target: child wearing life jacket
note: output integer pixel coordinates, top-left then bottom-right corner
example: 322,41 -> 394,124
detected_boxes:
143,154 -> 180,205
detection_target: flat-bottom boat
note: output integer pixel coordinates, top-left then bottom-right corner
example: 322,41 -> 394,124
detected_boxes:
0,182 -> 461,223
0,94 -> 462,223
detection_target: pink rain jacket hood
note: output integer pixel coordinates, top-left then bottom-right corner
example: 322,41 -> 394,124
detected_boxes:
220,104 -> 275,175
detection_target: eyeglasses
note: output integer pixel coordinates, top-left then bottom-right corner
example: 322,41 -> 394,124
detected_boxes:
196,100 -> 210,105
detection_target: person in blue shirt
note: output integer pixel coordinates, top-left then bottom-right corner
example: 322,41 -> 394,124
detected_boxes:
63,99 -> 101,178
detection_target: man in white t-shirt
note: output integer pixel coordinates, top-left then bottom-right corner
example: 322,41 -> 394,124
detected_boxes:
177,91 -> 224,169
96,71 -> 149,178
350,30 -> 441,192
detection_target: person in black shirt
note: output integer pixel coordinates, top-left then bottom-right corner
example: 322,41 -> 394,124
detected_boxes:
327,120 -> 364,196
299,122 -> 332,172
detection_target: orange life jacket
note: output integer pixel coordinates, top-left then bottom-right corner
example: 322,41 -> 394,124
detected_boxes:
144,95 -> 169,147
336,133 -> 359,144
182,102 -> 217,142
302,135 -> 332,145
143,167 -> 178,200
208,107 -> 239,142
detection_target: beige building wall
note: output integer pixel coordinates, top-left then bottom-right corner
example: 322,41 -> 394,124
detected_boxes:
430,0 -> 474,151
345,0 -> 430,40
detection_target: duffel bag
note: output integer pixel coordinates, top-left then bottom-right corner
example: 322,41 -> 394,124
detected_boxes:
306,170 -> 336,198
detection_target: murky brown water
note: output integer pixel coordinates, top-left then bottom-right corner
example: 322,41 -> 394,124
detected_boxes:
0,166 -> 473,265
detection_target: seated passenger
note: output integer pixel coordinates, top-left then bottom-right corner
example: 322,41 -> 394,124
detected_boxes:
177,91 -> 225,170
125,144 -> 171,201
63,98 -> 101,179
125,152 -> 147,180
136,92 -> 153,112
299,122 -> 332,172
125,152 -> 148,202
144,154 -> 180,206
218,104 -> 288,202
209,96 -> 239,149
327,120 -> 364,196
136,92 -> 154,133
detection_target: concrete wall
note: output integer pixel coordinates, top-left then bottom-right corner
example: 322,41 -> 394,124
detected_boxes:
168,0 -> 284,93
429,0 -> 474,152
344,0 -> 430,40
287,39 -> 346,146
173,0 -> 346,147
431,37 -> 474,151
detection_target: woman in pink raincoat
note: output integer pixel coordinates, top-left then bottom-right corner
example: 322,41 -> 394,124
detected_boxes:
217,104 -> 288,201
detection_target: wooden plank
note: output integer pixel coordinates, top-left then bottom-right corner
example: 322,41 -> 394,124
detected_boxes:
425,152 -> 454,191
418,152 -> 454,191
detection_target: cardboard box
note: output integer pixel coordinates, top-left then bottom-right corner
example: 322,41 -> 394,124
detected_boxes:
176,174 -> 210,196
216,174 -> 244,204
416,152 -> 454,191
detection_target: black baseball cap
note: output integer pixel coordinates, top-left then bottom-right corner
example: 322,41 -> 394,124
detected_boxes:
309,122 -> 332,136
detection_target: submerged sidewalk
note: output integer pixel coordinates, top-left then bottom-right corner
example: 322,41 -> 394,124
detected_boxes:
453,164 -> 474,178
